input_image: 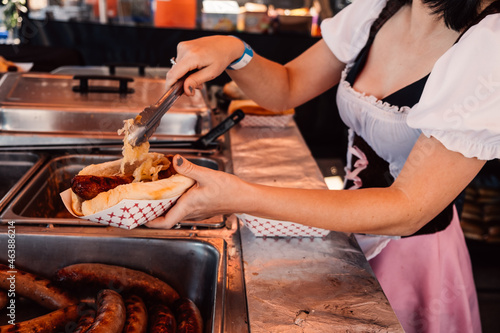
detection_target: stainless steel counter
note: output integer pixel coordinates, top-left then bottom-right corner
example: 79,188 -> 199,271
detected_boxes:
0,108 -> 403,331
230,122 -> 404,332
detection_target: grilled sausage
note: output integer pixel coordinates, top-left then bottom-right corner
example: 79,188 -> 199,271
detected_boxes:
148,304 -> 176,333
73,304 -> 97,333
0,264 -> 78,310
123,295 -> 148,333
71,155 -> 176,200
0,290 -> 7,311
71,175 -> 133,200
0,304 -> 80,333
158,159 -> 177,179
55,263 -> 179,305
86,289 -> 126,333
173,298 -> 203,333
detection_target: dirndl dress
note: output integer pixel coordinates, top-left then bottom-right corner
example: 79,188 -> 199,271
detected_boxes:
319,0 -> 500,331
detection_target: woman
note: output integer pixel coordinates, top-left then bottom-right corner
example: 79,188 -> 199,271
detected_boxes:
147,0 -> 500,331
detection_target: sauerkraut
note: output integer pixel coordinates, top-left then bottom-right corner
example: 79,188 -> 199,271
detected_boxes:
118,118 -> 171,182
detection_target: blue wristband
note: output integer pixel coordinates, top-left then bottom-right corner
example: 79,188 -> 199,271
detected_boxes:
227,37 -> 254,70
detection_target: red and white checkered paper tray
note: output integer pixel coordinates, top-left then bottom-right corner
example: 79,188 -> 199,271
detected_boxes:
237,213 -> 330,238
228,100 -> 294,128
60,189 -> 179,230
239,114 -> 294,128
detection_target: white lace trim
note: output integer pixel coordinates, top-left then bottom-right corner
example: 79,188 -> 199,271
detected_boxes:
340,67 -> 413,115
421,130 -> 500,161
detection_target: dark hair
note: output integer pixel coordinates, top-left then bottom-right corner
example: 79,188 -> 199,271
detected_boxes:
398,0 -> 480,31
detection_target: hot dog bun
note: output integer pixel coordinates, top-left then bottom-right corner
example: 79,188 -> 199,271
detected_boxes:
70,153 -> 194,216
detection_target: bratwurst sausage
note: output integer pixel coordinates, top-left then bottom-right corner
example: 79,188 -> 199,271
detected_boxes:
86,289 -> 126,333
148,304 -> 176,333
71,175 -> 134,200
0,304 -> 80,333
55,263 -> 180,306
173,298 -> 203,333
71,155 -> 177,201
73,303 -> 96,333
123,295 -> 148,333
0,264 -> 78,310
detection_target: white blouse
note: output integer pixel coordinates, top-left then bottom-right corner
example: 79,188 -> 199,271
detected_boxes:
320,0 -> 500,259
321,0 -> 500,178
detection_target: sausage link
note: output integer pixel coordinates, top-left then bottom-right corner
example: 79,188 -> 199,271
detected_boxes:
148,304 -> 176,333
0,304 -> 80,333
55,263 -> 179,306
86,289 -> 126,333
123,295 -> 148,333
0,264 -> 78,310
71,154 -> 175,200
73,303 -> 96,333
158,155 -> 177,179
71,175 -> 133,200
0,290 -> 7,311
173,298 -> 203,333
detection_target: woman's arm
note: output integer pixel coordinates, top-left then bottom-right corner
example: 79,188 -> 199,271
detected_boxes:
165,36 -> 345,111
147,134 -> 485,236
242,135 -> 485,235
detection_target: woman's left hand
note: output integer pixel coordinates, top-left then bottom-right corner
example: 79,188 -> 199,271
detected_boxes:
145,154 -> 244,229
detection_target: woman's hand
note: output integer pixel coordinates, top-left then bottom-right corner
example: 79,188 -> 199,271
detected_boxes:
145,155 -> 245,229
166,36 -> 246,96
168,36 -> 343,111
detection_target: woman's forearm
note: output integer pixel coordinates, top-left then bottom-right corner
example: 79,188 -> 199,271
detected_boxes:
234,135 -> 486,237
167,36 -> 343,111
226,54 -> 293,111
238,181 -> 419,236
227,39 -> 345,111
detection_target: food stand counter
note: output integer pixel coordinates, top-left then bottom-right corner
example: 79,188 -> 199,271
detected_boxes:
0,69 -> 403,330
230,121 -> 404,332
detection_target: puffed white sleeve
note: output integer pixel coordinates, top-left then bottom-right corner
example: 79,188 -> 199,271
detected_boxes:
320,0 -> 387,64
407,14 -> 500,160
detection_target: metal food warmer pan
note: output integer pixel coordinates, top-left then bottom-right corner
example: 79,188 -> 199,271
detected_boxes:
0,153 -> 225,228
0,151 -> 248,332
0,231 -> 226,331
0,72 -> 213,147
0,152 -> 45,214
51,64 -> 170,79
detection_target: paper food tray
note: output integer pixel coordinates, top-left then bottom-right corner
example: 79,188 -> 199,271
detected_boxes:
238,213 -> 330,238
228,99 -> 294,128
60,189 -> 179,230
239,114 -> 293,128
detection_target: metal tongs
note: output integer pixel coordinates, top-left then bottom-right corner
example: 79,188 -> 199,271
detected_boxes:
126,64 -> 192,147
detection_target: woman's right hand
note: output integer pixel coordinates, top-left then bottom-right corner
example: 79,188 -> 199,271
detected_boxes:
166,35 -> 246,96
145,154 -> 246,229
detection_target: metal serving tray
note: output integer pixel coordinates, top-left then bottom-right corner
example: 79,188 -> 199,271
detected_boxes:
0,152 -> 45,213
0,72 -> 212,146
0,154 -> 225,227
51,65 -> 170,79
0,232 -> 225,331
